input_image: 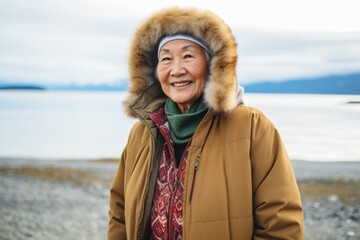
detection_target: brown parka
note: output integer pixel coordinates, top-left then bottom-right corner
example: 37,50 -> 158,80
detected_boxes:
108,7 -> 304,240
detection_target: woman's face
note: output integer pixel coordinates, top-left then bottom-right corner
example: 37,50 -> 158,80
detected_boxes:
157,39 -> 208,113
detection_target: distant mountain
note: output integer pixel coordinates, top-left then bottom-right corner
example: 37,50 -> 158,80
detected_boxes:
1,73 -> 359,94
0,84 -> 45,90
0,80 -> 128,92
51,73 -> 359,94
243,73 -> 360,94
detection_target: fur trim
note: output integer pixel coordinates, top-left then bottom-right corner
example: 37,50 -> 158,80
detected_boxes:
125,7 -> 243,116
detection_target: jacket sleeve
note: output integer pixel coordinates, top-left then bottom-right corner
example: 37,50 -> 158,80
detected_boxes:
108,146 -> 127,239
250,112 -> 304,240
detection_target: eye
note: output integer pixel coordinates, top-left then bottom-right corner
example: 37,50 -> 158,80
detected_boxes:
160,57 -> 171,62
184,54 -> 193,59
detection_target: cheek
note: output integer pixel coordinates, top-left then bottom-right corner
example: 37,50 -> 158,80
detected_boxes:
193,58 -> 208,78
193,66 -> 207,88
156,68 -> 166,84
197,80 -> 206,94
156,69 -> 170,95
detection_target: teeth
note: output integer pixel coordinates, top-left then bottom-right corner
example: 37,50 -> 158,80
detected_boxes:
173,82 -> 190,87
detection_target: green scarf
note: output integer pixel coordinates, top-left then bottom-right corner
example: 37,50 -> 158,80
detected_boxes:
165,97 -> 208,144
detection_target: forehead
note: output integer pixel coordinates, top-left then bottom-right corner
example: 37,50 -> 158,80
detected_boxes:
160,39 -> 204,52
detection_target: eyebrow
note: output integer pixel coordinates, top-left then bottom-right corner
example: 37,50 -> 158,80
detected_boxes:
159,44 -> 199,54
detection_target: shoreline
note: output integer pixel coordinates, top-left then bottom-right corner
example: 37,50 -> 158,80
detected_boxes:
1,157 -> 359,239
2,156 -> 360,181
2,156 -> 360,163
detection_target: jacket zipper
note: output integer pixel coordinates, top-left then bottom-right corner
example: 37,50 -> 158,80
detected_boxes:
189,156 -> 200,203
188,115 -> 214,204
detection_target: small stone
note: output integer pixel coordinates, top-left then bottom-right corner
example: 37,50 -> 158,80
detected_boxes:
313,202 -> 321,208
102,190 -> 109,198
328,195 -> 339,203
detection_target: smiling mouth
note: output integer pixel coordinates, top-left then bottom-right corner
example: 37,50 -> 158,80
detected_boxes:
172,81 -> 192,87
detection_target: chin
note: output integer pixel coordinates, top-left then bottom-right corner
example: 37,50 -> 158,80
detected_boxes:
171,97 -> 190,104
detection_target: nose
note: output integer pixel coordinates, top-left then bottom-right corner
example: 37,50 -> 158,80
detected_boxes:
170,59 -> 186,76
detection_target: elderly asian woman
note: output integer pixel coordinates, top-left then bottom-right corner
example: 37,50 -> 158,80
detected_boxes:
108,7 -> 303,240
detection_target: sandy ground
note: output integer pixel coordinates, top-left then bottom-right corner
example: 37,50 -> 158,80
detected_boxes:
0,157 -> 359,240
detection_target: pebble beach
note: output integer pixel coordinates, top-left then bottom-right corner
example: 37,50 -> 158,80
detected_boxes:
1,158 -> 359,240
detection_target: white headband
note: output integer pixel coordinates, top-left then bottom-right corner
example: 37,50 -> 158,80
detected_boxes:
157,34 -> 211,60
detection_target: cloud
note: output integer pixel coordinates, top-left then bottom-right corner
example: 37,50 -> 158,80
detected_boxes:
0,0 -> 135,84
236,29 -> 360,83
0,0 -> 360,85
0,27 -> 128,84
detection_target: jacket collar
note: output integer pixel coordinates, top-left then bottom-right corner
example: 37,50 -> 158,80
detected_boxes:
127,83 -> 167,121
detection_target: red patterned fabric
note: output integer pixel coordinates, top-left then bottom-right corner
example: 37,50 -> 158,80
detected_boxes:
149,107 -> 189,240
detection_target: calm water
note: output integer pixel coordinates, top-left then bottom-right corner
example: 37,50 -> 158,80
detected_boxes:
0,91 -> 359,161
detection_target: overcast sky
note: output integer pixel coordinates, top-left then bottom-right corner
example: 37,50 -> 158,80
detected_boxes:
1,0 -> 360,86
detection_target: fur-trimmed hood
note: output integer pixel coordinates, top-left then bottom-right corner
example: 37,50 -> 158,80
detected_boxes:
124,7 -> 244,117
